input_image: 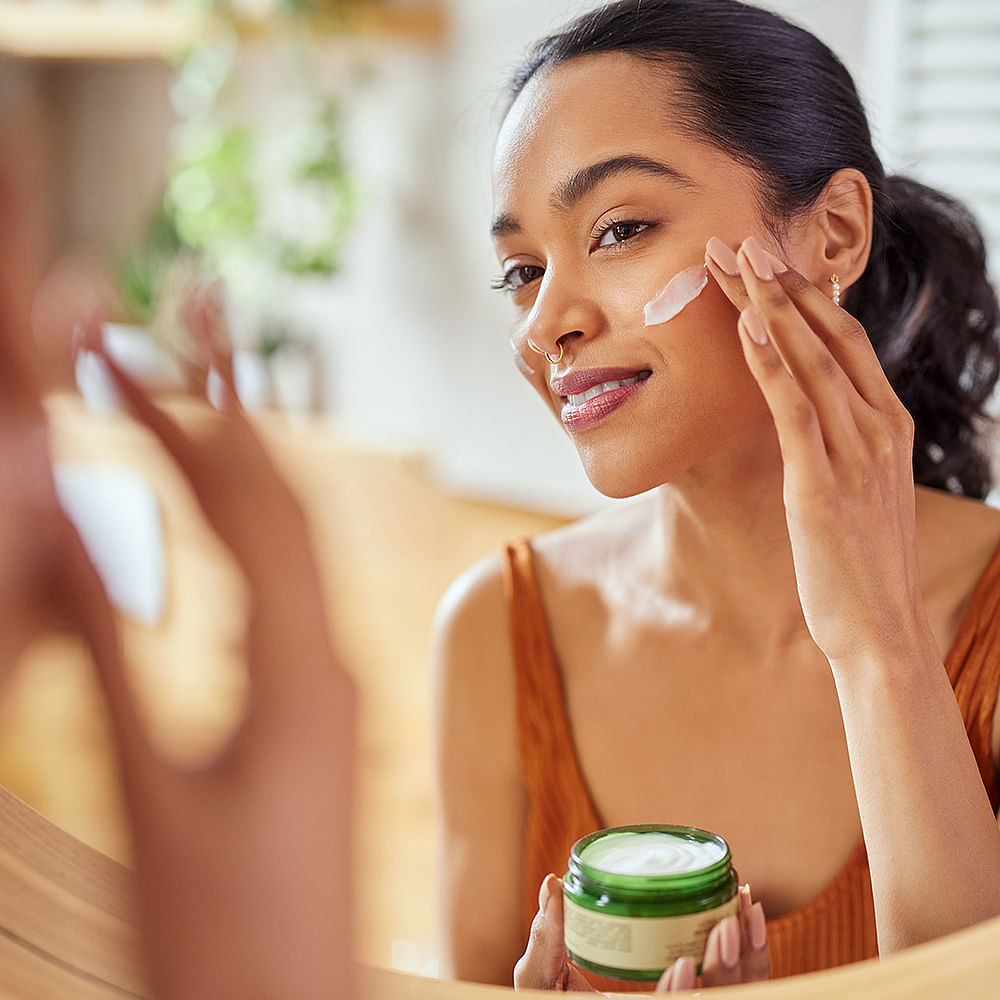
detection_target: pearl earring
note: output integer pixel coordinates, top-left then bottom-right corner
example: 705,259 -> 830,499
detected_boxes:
830,273 -> 841,308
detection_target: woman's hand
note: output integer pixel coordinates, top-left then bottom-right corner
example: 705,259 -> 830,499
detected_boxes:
83,290 -> 358,1000
0,279 -> 357,999
513,875 -> 769,991
705,235 -> 932,667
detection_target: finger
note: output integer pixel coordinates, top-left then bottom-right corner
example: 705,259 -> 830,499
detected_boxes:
757,257 -> 897,414
183,281 -> 240,411
513,875 -> 595,991
97,342 -> 204,467
698,915 -> 742,987
737,307 -> 834,485
655,954 -> 696,992
737,238 -> 867,461
740,901 -> 770,982
705,236 -> 749,313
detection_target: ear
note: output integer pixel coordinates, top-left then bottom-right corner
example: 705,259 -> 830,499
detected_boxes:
795,167 -> 873,298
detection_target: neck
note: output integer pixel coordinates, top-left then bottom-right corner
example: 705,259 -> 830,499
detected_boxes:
645,415 -> 810,652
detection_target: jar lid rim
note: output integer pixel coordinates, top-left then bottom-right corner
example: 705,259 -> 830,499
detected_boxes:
568,823 -> 733,883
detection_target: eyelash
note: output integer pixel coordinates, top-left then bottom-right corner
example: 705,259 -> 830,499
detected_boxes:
491,265 -> 543,294
594,218 -> 656,247
491,219 -> 656,294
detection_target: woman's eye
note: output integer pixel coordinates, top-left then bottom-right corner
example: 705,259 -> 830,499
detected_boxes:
492,264 -> 544,293
597,221 -> 653,247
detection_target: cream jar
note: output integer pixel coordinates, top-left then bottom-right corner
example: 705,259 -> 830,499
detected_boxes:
563,824 -> 739,983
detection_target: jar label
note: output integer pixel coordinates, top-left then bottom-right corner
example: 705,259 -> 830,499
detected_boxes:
563,896 -> 739,973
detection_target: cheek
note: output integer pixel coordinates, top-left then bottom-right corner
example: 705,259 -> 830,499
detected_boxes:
510,338 -> 537,379
510,330 -> 562,414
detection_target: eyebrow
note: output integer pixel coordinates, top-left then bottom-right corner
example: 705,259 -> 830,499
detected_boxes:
490,154 -> 696,239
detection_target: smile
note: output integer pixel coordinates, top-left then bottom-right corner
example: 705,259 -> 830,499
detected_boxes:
565,375 -> 643,406
556,370 -> 651,431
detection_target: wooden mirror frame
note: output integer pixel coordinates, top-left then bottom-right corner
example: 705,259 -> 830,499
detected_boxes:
2,782 -> 998,999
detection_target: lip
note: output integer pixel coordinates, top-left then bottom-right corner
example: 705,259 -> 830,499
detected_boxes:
553,367 -> 651,432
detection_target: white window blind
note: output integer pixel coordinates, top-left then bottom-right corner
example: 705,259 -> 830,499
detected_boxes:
878,0 -> 1000,274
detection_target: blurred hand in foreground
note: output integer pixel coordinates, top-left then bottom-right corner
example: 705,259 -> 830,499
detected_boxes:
0,276 -> 357,998
90,290 -> 358,1000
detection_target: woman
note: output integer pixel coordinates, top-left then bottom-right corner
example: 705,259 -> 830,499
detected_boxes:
433,0 -> 1000,990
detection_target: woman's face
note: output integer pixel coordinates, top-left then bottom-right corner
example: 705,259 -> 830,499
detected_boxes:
491,53 -> 786,498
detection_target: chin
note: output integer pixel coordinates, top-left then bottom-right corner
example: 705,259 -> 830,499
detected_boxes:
576,443 -> 672,499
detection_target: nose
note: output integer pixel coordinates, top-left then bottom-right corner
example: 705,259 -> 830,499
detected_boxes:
515,270 -> 601,366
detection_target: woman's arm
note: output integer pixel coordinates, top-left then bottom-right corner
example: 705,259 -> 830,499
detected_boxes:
708,233 -> 1000,953
432,555 -> 528,984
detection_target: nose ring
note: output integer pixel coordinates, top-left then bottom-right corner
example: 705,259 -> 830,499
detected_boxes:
526,338 -> 564,365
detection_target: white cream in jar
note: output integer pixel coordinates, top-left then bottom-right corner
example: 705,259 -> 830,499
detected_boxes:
580,830 -> 727,876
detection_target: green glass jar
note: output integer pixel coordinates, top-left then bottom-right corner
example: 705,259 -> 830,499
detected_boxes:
563,824 -> 739,982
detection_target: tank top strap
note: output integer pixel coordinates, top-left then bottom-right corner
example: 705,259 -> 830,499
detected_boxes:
502,537 -> 602,937
944,539 -> 1000,809
502,538 -> 589,791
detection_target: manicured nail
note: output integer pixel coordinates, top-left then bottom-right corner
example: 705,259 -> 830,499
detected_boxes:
762,247 -> 789,274
740,236 -> 788,280
740,307 -> 769,345
674,955 -> 697,990
749,901 -> 767,951
705,236 -> 740,276
206,367 -> 229,412
739,883 -> 752,913
739,236 -> 774,280
720,916 -> 740,970
538,873 -> 555,915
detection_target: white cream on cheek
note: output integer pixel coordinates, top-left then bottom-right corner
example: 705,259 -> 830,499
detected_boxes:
643,263 -> 709,327
580,831 -> 725,876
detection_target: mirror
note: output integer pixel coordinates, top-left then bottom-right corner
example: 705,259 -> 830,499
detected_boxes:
0,0 -> 998,990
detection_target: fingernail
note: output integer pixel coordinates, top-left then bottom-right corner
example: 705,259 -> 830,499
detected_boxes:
720,916 -> 740,970
71,321 -> 86,356
674,955 -> 697,990
749,901 -> 767,951
740,307 -> 769,345
705,236 -> 740,276
739,883 -> 752,913
206,366 -> 229,412
740,236 -> 788,280
763,247 -> 789,274
538,873 -> 555,915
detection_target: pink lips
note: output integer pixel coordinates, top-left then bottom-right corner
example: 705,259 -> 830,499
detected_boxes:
551,367 -> 650,431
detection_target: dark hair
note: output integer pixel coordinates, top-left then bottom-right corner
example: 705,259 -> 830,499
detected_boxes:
509,0 -> 1000,498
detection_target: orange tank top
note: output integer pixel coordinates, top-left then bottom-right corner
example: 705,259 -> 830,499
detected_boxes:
502,536 -> 1000,982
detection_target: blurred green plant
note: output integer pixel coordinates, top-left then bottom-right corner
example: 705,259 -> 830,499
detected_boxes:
118,20 -> 359,357
117,208 -> 186,326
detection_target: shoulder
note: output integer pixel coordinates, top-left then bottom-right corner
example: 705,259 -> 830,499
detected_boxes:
915,487 -> 1000,636
433,548 -> 510,664
916,487 -> 1000,583
432,548 -> 520,740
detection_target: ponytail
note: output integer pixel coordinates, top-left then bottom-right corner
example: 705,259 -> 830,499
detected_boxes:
852,176 -> 1000,499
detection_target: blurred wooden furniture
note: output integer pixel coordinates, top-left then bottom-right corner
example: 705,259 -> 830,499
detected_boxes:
0,784 -> 143,999
4,773 -> 1000,998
